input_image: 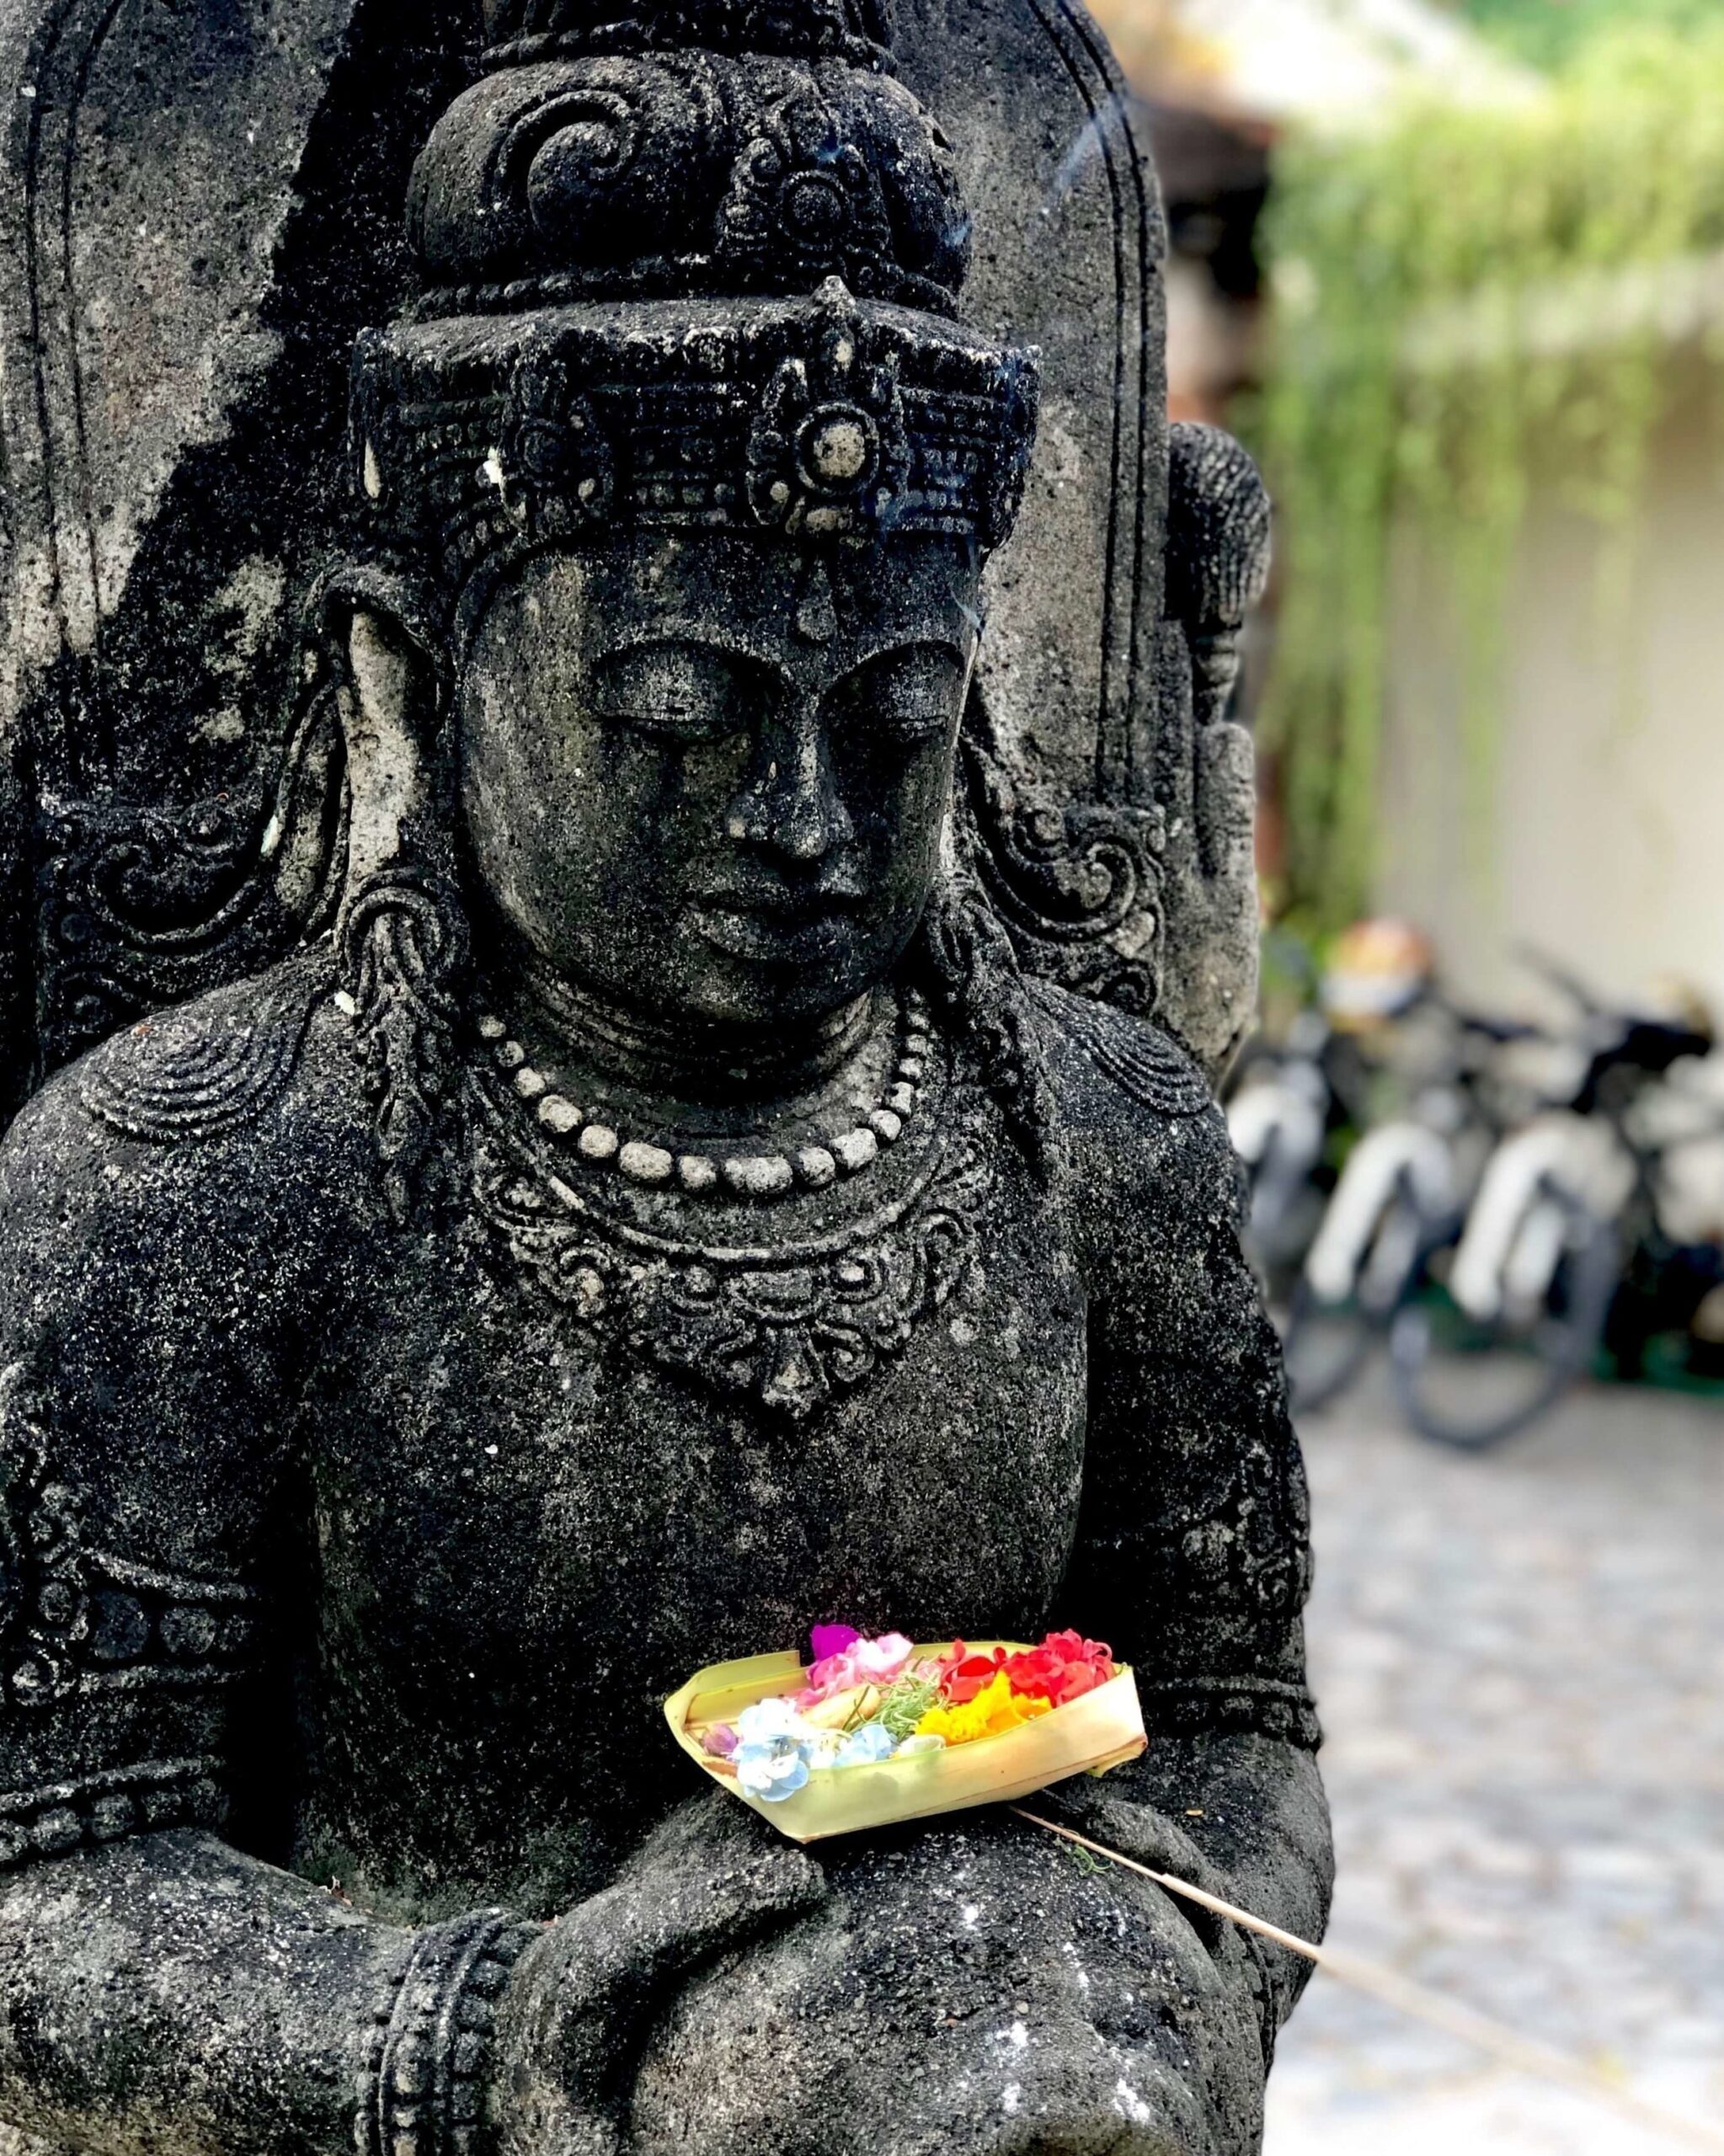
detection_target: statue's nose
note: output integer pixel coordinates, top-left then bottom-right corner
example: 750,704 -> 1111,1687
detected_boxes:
731,712 -> 855,865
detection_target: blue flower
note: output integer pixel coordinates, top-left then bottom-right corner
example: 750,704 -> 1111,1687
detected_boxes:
734,1735 -> 813,1802
833,1721 -> 897,1769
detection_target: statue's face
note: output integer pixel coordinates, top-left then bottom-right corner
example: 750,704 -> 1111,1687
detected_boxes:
456,531 -> 981,1029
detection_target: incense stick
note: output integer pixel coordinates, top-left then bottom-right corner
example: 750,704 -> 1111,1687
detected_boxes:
1013,1808 -> 1724,2156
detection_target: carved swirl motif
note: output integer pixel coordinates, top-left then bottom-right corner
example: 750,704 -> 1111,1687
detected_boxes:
40,793 -> 279,1070
516,83 -> 651,252
467,1073 -> 991,1422
408,50 -> 969,314
960,730 -> 1166,1016
35,691 -> 344,1078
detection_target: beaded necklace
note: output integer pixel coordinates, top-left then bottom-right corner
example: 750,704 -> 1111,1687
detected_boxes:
474,987 -> 931,1204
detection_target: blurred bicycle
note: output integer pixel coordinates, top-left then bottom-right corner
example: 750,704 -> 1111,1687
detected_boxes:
1227,921 -> 1433,1305
1387,959 -> 1716,1449
1281,999 -> 1531,1414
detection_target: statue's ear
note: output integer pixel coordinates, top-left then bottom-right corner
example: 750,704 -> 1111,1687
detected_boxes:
311,570 -> 466,1222
1165,423 -> 1273,730
312,568 -> 449,891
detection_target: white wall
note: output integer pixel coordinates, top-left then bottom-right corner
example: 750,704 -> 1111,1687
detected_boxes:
1375,350 -> 1724,1027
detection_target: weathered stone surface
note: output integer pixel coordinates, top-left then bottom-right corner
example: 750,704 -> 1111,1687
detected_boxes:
0,3 -> 1322,2153
0,0 -> 472,1109
0,0 -> 1267,1113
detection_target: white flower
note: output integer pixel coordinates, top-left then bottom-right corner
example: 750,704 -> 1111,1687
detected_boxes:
735,1695 -> 814,1744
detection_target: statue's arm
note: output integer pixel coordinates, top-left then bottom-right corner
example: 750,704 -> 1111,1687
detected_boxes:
0,1830 -> 523,2156
1061,1105 -> 1333,2053
0,1717 -> 809,2156
0,1088 -> 542,2156
0,1082 -> 822,2156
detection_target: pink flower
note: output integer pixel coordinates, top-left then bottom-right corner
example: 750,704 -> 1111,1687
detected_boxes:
809,1625 -> 862,1664
798,1630 -> 915,1704
851,1633 -> 915,1684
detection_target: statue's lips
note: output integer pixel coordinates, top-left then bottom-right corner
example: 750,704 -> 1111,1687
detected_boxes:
690,900 -> 862,965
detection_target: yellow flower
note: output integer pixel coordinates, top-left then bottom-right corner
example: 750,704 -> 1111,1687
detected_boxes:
914,1672 -> 1054,1748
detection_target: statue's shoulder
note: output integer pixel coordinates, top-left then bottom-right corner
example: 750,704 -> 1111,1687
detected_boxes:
73,948 -> 346,1147
1019,977 -> 1242,1248
0,953 -> 386,1356
1022,977 -> 1217,1130
3,949 -> 371,1217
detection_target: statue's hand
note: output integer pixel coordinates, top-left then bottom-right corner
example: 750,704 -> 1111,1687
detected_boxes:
490,1796 -> 829,2156
626,1812 -> 1266,2155
1150,618 -> 1261,1089
1152,423 -> 1273,1087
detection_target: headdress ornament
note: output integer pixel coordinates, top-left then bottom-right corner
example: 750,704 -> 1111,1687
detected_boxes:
352,0 -> 1038,600
478,0 -> 899,72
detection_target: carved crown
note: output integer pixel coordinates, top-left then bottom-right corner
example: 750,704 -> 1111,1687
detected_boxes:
351,0 -> 1035,588
406,26 -> 968,312
479,0 -> 896,68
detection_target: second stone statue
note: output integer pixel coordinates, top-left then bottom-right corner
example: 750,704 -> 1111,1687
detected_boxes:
0,3 -> 1332,2151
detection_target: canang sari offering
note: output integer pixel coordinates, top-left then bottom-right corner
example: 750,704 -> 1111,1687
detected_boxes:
665,1627 -> 1146,1844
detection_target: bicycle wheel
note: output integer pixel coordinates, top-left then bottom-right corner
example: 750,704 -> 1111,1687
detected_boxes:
1389,1198 -> 1620,1450
1248,1175 -> 1329,1304
1282,1172 -> 1449,1417
1281,1278 -> 1385,1415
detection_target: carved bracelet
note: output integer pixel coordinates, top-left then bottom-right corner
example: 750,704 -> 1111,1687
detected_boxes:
357,1909 -> 539,2156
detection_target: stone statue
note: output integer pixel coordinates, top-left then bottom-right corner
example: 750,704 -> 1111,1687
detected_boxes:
0,3 -> 1329,2152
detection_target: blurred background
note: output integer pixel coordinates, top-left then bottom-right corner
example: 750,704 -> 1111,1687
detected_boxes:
1087,2 -> 1724,2148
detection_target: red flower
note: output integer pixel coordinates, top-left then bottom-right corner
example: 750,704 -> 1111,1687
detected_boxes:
1001,1630 -> 1116,1706
936,1631 -> 1117,1709
934,1642 -> 1010,1705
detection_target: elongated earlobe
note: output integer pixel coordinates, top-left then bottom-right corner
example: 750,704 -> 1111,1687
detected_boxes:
344,609 -> 436,890
328,599 -> 467,1225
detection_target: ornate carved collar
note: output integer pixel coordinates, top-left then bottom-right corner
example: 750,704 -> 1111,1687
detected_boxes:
462,995 -> 993,1423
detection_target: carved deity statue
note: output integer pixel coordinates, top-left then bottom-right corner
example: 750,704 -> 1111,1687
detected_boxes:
0,3 -> 1329,2152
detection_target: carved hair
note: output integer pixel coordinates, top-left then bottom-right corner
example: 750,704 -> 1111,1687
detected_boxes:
338,861 -> 468,1225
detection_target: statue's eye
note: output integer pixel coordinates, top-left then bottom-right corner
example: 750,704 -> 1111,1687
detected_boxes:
833,645 -> 967,744
593,643 -> 756,743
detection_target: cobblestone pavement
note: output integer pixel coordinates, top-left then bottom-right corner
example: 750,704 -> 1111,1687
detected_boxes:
1265,1372 -> 1724,2154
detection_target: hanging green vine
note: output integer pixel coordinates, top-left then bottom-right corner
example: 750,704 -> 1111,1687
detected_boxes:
1252,25 -> 1724,930
1460,0 -> 1724,72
